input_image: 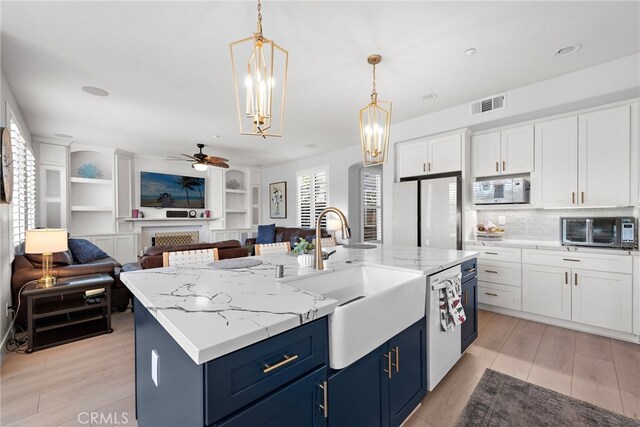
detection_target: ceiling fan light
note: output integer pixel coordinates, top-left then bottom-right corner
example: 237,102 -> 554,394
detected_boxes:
192,162 -> 208,171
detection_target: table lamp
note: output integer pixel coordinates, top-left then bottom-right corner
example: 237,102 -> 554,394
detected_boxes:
25,228 -> 68,287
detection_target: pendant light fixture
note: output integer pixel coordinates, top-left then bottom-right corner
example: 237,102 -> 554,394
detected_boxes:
359,54 -> 392,167
230,0 -> 288,138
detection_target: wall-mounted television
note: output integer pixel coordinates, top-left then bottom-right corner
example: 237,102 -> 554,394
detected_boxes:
140,171 -> 205,208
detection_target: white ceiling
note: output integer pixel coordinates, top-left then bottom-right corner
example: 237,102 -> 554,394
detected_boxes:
2,1 -> 639,167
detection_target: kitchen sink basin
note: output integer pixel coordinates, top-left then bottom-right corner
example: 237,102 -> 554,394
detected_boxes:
285,265 -> 426,369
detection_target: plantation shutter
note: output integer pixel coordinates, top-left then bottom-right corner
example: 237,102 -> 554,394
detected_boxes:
297,168 -> 328,229
362,169 -> 382,242
11,116 -> 37,252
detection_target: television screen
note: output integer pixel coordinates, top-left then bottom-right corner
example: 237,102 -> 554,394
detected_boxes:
140,171 -> 206,209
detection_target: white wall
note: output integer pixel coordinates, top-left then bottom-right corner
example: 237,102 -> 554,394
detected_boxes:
1,68 -> 33,362
261,144 -> 361,233
383,53 -> 640,243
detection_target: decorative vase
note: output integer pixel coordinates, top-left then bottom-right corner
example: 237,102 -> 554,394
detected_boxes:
297,253 -> 313,268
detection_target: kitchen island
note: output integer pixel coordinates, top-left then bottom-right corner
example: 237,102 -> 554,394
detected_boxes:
121,244 -> 477,427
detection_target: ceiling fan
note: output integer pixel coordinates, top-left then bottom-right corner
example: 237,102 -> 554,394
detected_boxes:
172,143 -> 229,171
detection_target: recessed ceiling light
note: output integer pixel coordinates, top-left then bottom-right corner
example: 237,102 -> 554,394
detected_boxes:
554,44 -> 582,57
422,93 -> 438,101
81,86 -> 110,97
304,144 -> 317,148
212,135 -> 220,139
54,133 -> 73,139
464,48 -> 477,56
253,164 -> 263,168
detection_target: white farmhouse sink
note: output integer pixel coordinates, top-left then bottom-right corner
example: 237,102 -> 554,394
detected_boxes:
285,265 -> 426,369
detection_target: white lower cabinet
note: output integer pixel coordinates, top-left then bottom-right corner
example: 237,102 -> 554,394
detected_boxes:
572,269 -> 632,333
522,264 -> 571,321
521,250 -> 633,334
478,282 -> 522,311
92,236 -> 115,257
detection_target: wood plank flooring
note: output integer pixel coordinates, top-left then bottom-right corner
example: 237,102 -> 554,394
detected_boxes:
1,310 -> 639,427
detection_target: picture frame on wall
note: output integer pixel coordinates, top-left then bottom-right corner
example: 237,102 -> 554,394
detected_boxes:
269,181 -> 287,219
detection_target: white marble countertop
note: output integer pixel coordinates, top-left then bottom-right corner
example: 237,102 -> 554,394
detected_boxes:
120,244 -> 477,364
464,239 -> 640,256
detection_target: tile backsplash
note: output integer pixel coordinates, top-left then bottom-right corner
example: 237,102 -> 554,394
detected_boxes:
476,207 -> 639,242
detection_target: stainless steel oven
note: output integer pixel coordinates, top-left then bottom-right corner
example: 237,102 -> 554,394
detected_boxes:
560,217 -> 636,249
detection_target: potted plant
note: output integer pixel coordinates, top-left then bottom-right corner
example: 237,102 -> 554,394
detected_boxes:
292,237 -> 315,267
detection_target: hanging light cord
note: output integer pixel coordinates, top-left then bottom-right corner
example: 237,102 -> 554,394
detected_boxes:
256,0 -> 263,35
371,63 -> 378,103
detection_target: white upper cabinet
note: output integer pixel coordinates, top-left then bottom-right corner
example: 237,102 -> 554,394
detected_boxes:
397,132 -> 462,179
397,139 -> 428,178
472,125 -> 533,178
534,105 -> 631,208
426,133 -> 461,175
501,125 -> 534,175
472,132 -> 501,177
578,105 -> 630,207
534,116 -> 579,207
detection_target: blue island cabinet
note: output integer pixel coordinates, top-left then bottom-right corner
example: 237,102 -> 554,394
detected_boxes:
134,298 -> 329,427
327,318 -> 427,427
461,258 -> 478,353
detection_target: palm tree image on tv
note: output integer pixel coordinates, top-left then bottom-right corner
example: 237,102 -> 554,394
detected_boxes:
140,171 -> 205,208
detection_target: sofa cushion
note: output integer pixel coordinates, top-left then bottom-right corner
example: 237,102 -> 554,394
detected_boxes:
256,224 -> 276,244
25,249 -> 74,267
68,238 -> 110,264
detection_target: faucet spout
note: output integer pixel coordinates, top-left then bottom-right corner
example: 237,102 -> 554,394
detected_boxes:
315,207 -> 350,270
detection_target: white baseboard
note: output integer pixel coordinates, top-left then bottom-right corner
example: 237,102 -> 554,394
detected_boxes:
479,303 -> 640,344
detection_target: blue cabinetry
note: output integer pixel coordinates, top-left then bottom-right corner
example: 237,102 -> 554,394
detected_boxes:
461,258 -> 478,353
134,298 -> 329,427
327,318 -> 427,427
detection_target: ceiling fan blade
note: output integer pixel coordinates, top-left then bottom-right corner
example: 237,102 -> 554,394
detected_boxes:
204,155 -> 229,163
181,154 -> 199,161
206,161 -> 229,169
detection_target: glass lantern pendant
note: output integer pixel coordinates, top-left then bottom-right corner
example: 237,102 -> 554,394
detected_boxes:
230,0 -> 288,138
360,54 -> 392,166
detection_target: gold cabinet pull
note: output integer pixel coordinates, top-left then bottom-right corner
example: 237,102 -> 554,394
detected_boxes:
318,381 -> 328,418
263,354 -> 298,373
495,161 -> 499,172
485,292 -> 498,297
564,271 -> 568,285
502,160 -> 506,171
463,290 -> 468,306
485,269 -> 498,274
423,163 -> 426,172
581,191 -> 584,204
574,273 -> 578,287
572,192 -> 575,204
391,346 -> 400,373
383,351 -> 392,378
428,162 -> 431,172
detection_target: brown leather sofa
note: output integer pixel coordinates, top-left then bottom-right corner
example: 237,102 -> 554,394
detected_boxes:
139,240 -> 248,269
11,250 -> 129,325
245,227 -> 329,254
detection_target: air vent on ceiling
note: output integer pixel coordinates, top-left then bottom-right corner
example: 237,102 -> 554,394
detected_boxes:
470,93 -> 506,116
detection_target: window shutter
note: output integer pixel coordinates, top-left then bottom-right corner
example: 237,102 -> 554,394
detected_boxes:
10,117 -> 36,252
362,170 -> 382,241
297,168 -> 328,229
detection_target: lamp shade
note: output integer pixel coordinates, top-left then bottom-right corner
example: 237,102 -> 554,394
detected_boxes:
25,229 -> 68,254
327,219 -> 342,231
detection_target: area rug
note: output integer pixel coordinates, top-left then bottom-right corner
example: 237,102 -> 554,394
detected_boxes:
455,369 -> 639,427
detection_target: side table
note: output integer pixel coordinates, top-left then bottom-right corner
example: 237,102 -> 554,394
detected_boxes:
23,273 -> 114,353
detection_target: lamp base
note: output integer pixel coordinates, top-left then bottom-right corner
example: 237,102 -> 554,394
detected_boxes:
36,275 -> 57,288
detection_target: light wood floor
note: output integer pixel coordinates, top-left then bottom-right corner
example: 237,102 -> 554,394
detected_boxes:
1,310 -> 639,427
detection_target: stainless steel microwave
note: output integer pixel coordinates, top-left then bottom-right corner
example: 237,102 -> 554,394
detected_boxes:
473,178 -> 530,205
560,217 -> 637,249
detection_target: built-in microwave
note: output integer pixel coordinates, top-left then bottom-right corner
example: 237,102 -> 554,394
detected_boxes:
473,178 -> 530,205
560,217 -> 637,249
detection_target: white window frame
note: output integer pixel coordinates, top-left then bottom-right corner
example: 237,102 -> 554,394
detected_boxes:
7,107 -> 36,254
296,166 -> 329,229
361,168 -> 382,242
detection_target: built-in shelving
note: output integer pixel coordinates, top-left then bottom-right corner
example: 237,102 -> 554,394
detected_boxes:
71,205 -> 113,212
69,177 -> 113,185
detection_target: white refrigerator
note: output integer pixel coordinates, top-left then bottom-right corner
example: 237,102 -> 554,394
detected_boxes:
393,175 -> 461,250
